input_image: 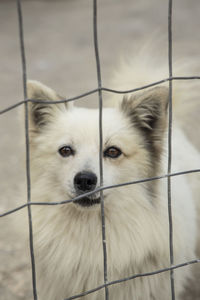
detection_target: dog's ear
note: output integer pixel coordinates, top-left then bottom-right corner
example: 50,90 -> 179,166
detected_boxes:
27,80 -> 68,130
121,86 -> 169,153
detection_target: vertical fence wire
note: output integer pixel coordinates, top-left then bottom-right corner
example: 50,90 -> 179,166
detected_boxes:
167,0 -> 175,299
93,0 -> 109,299
16,1 -> 38,299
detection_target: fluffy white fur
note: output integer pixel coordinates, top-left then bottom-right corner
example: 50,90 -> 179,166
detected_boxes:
26,59 -> 200,300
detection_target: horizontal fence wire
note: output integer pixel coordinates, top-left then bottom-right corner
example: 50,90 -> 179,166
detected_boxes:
1,168 -> 200,215
1,76 -> 200,115
0,0 -> 199,300
63,259 -> 200,300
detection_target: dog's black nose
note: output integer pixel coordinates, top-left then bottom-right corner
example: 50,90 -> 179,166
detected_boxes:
74,172 -> 97,192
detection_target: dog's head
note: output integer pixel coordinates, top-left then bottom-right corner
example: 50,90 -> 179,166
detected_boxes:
27,81 -> 168,209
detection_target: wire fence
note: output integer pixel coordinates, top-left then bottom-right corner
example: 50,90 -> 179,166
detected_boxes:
0,0 -> 200,299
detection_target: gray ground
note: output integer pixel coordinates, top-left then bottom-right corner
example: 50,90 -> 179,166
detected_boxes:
0,0 -> 200,299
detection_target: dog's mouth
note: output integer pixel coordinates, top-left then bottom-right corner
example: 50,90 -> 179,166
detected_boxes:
74,196 -> 101,207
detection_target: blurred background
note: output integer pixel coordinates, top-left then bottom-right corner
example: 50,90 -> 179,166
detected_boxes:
0,0 -> 200,299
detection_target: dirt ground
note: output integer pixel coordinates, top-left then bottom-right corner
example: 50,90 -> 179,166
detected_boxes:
0,0 -> 200,299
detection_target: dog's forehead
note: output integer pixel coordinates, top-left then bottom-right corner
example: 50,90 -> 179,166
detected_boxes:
50,106 -> 136,150
60,107 -> 128,134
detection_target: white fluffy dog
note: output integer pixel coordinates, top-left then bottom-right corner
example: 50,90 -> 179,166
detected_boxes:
26,61 -> 200,300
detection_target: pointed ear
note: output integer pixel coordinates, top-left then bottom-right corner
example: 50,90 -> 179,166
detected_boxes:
121,86 -> 169,153
27,80 -> 68,130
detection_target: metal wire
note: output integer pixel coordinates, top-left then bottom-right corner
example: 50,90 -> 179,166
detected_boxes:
167,0 -> 175,299
1,76 -> 200,116
16,1 -> 38,299
0,1 -> 199,300
63,259 -> 200,300
93,0 -> 109,299
1,168 -> 200,218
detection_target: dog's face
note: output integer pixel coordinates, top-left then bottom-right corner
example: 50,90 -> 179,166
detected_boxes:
28,81 -> 168,209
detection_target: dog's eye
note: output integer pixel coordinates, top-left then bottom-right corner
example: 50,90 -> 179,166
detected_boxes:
58,146 -> 74,157
104,146 -> 122,159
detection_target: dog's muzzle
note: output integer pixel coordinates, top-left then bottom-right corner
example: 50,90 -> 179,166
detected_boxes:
73,171 -> 101,207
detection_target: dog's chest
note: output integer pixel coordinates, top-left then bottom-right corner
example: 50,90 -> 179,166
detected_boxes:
36,210 -> 161,297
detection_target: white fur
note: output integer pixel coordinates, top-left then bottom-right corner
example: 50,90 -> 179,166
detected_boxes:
26,66 -> 200,300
